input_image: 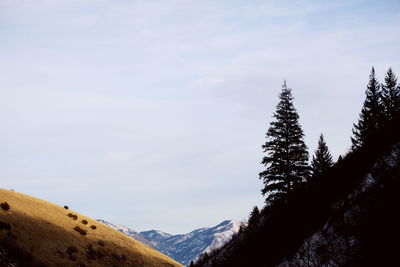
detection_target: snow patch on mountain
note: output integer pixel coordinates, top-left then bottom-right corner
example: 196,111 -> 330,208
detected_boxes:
202,220 -> 242,255
96,219 -> 153,247
97,219 -> 244,266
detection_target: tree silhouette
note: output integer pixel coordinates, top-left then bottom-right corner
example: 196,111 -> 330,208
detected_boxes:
260,81 -> 310,204
311,134 -> 333,178
381,68 -> 400,121
248,206 -> 260,225
352,67 -> 384,149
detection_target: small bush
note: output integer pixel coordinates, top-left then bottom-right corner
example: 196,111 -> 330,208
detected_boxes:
111,253 -> 127,261
67,213 -> 78,220
1,202 -> 10,211
81,220 -> 88,225
86,245 -> 96,260
66,245 -> 78,261
0,220 -> 11,231
73,226 -> 87,236
90,225 -> 97,230
97,240 -> 105,247
64,205 -> 69,210
67,245 -> 78,255
112,253 -> 125,261
86,244 -> 105,260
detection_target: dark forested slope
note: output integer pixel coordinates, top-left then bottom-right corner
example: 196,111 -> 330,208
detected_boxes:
197,118 -> 400,267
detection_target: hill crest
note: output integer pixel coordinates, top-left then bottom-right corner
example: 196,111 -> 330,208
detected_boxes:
0,189 -> 183,267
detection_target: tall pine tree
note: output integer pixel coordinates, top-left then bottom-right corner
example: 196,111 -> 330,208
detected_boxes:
311,134 -> 333,178
260,81 -> 310,204
381,67 -> 400,121
352,67 -> 384,149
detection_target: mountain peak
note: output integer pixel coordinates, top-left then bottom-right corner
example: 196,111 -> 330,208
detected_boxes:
141,229 -> 172,238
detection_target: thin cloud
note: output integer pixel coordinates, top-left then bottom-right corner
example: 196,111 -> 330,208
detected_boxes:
1,0 -> 400,233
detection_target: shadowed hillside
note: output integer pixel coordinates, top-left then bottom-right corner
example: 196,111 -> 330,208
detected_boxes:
0,189 -> 183,267
196,117 -> 400,267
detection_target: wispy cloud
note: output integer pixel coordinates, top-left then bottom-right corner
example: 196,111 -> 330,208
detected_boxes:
1,0 -> 400,233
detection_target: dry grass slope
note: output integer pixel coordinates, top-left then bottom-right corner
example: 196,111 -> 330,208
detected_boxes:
0,188 -> 183,267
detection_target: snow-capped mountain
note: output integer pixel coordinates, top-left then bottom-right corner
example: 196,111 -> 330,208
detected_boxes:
96,219 -> 154,247
98,219 -> 244,266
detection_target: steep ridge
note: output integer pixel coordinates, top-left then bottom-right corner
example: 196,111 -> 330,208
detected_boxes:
197,118 -> 400,266
0,189 -> 183,267
99,219 -> 244,266
280,142 -> 400,266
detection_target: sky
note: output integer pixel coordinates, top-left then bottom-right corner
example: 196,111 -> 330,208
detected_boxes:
1,0 -> 400,234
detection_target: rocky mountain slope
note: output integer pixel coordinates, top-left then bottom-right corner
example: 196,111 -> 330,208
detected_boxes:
98,219 -> 243,266
0,189 -> 183,267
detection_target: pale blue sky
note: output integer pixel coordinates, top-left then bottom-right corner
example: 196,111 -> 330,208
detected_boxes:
1,0 -> 400,234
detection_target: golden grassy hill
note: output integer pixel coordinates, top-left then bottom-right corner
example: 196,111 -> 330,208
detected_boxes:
0,188 -> 183,267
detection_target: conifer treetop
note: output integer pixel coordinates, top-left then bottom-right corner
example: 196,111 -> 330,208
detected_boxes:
260,81 -> 310,204
311,134 -> 333,178
352,66 -> 384,149
381,67 -> 400,120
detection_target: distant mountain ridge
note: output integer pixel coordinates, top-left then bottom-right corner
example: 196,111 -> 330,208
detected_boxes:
97,219 -> 244,266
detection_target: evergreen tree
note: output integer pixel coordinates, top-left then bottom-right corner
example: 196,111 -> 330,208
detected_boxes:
189,260 -> 194,267
203,252 -> 209,261
311,134 -> 333,178
351,67 -> 384,149
248,206 -> 260,225
381,67 -> 400,121
259,81 -> 310,204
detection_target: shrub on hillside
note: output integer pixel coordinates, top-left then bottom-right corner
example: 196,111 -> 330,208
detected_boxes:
73,226 -> 87,236
112,253 -> 127,261
66,245 -> 78,261
1,202 -> 10,211
0,220 -> 11,231
67,213 -> 78,220
67,245 -> 78,255
90,225 -> 97,230
86,244 -> 105,260
81,219 -> 88,225
97,240 -> 105,247
64,205 -> 69,210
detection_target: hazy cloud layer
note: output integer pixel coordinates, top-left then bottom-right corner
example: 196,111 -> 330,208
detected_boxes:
1,0 -> 400,233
